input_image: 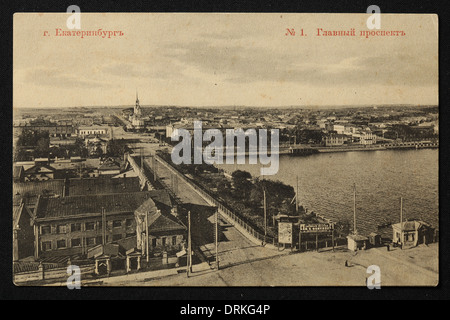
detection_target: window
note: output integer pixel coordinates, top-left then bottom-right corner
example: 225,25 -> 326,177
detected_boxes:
86,237 -> 96,246
42,241 -> 52,251
41,225 -> 51,235
172,236 -> 177,246
113,220 -> 122,228
162,237 -> 166,246
126,219 -> 133,227
151,238 -> 157,247
85,222 -> 95,231
71,223 -> 82,232
57,225 -> 67,234
71,238 -> 81,247
112,234 -> 122,241
96,236 -> 103,245
57,240 -> 66,249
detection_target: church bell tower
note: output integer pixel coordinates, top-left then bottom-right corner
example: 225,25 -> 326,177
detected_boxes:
134,90 -> 142,116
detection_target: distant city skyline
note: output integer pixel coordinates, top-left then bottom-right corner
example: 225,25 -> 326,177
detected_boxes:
14,13 -> 438,109
14,103 -> 438,111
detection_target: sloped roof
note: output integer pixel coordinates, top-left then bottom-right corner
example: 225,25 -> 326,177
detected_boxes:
392,220 -> 430,231
149,213 -> 186,233
135,195 -> 184,233
69,176 -> 140,196
24,164 -> 57,174
36,192 -> 153,220
135,197 -> 158,216
347,234 -> 369,241
13,166 -> 24,179
35,190 -> 172,221
98,158 -> 121,171
13,204 -> 24,227
13,180 -> 65,206
145,190 -> 172,209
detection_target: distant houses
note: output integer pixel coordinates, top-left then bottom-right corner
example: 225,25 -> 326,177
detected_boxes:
324,133 -> 348,146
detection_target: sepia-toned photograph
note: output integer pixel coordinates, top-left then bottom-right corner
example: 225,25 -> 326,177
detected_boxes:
12,12 -> 438,287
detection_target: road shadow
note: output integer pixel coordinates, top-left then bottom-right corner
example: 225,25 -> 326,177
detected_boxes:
178,203 -> 229,247
218,252 -> 285,271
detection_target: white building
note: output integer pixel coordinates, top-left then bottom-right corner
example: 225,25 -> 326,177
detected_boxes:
333,124 -> 346,134
78,126 -> 109,137
360,132 -> 377,145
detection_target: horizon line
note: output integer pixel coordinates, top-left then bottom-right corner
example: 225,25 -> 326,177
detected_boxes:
14,103 -> 439,110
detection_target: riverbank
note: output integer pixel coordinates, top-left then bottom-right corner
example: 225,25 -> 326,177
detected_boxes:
314,142 -> 438,154
216,148 -> 439,237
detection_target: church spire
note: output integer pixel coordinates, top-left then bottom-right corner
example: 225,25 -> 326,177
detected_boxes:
134,89 -> 141,116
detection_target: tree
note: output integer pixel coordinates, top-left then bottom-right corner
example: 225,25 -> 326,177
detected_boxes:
14,148 -> 29,162
107,139 -> 129,157
95,146 -> 104,158
35,137 -> 50,157
254,179 -> 295,216
335,219 -> 351,237
231,170 -> 253,200
232,170 -> 252,181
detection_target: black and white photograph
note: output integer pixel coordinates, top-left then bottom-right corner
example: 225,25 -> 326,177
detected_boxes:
12,12 -> 439,288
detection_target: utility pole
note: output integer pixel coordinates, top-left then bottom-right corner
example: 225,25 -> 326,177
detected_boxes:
298,224 -> 302,252
101,207 -> 106,245
174,174 -> 178,194
140,147 -> 144,181
353,183 -> 357,235
263,187 -> 267,245
331,223 -> 335,252
400,197 -> 403,249
296,176 -> 299,215
152,156 -> 157,182
145,210 -> 149,263
215,209 -> 219,270
187,210 -> 192,277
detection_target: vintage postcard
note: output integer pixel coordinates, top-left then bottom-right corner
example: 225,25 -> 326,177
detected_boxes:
13,12 -> 438,287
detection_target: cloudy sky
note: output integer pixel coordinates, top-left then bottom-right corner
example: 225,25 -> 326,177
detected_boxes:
13,13 -> 438,109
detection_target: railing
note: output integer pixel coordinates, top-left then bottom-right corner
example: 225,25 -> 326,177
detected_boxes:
127,154 -> 153,191
14,263 -> 95,284
154,154 -> 277,247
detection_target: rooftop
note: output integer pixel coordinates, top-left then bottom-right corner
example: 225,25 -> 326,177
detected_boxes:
150,212 -> 186,233
136,198 -> 185,233
13,165 -> 24,179
35,190 -> 172,221
13,180 -> 65,206
347,234 -> 369,241
24,164 -> 57,174
392,220 -> 432,231
68,176 -> 140,196
98,158 -> 122,171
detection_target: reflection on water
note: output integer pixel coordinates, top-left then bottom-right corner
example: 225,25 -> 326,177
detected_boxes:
217,149 -> 438,235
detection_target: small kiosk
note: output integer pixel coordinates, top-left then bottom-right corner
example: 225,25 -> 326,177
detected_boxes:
347,234 -> 368,251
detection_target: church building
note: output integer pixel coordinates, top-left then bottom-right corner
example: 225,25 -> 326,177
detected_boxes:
130,91 -> 145,131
